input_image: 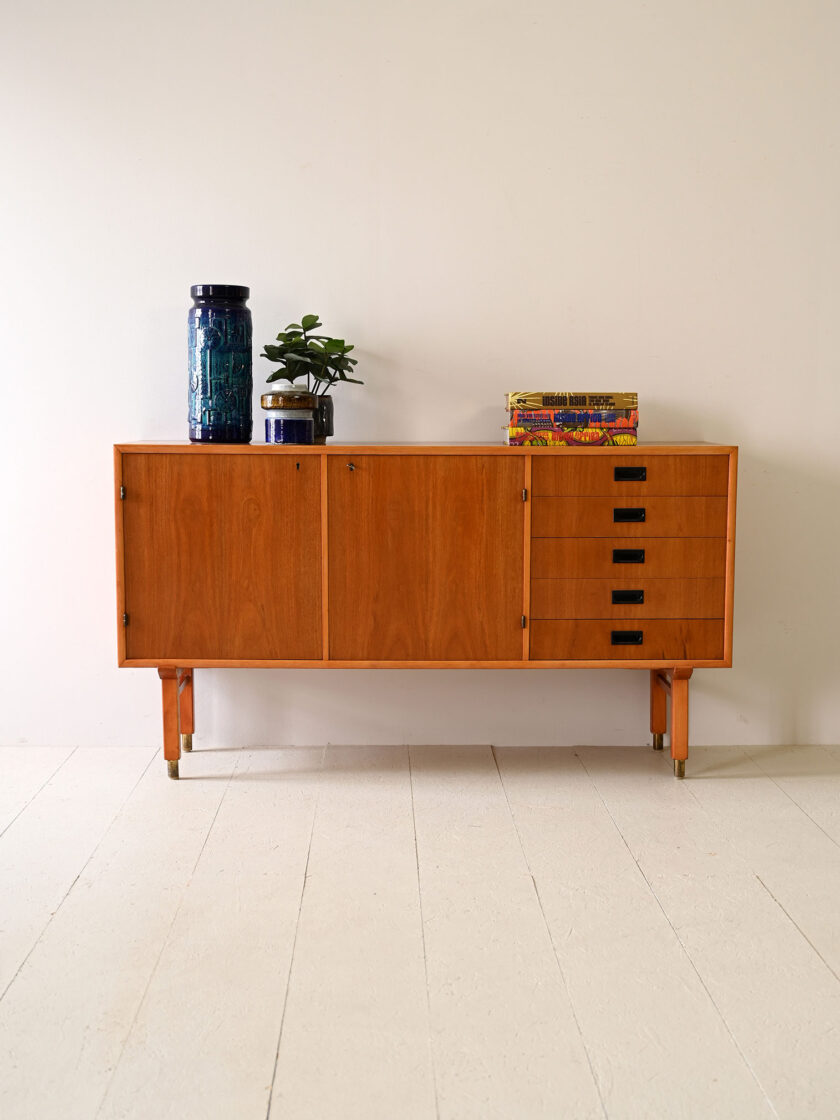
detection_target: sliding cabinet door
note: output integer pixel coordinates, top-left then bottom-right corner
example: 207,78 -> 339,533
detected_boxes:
122,453 -> 321,660
327,455 -> 524,661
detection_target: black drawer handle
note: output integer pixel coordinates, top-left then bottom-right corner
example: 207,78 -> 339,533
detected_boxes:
613,548 -> 645,564
612,589 -> 644,604
611,630 -> 644,645
613,507 -> 646,522
614,466 -> 646,482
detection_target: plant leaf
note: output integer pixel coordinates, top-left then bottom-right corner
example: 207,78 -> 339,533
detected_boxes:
301,313 -> 320,330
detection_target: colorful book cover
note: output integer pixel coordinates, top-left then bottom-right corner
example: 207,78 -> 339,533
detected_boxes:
506,392 -> 638,410
505,427 -> 638,446
510,409 -> 638,428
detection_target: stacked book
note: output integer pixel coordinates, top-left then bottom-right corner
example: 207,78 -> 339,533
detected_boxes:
505,391 -> 638,446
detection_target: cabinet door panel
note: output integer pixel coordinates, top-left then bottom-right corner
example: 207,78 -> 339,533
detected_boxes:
328,456 -> 524,660
122,453 -> 321,660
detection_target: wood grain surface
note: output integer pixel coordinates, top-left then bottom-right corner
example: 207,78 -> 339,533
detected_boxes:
724,447 -> 739,664
531,496 -> 728,538
122,453 -> 322,660
531,537 -> 727,579
532,455 -> 730,497
327,455 -> 524,660
530,577 -> 725,620
114,444 -> 736,671
530,620 -> 725,661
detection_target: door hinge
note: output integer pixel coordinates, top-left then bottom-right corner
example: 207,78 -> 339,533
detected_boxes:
119,485 -> 126,500
123,613 -> 129,627
522,488 -> 528,501
521,615 -> 527,629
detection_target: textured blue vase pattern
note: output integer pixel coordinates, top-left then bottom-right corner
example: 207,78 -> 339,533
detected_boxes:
188,293 -> 252,443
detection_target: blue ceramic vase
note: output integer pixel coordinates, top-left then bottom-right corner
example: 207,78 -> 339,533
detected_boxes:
188,284 -> 252,442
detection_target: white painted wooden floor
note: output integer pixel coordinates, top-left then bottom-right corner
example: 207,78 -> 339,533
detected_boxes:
2,743 -> 840,1119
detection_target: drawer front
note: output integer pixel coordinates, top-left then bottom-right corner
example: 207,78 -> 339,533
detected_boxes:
531,537 -> 726,578
531,578 -> 725,620
530,620 -> 725,660
532,455 -> 729,497
531,496 -> 727,538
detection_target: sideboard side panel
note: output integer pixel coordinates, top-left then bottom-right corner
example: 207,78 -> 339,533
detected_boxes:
724,447 -> 738,664
114,448 -> 127,665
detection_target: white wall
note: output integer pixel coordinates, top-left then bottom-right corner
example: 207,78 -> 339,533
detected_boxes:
2,0 -> 838,749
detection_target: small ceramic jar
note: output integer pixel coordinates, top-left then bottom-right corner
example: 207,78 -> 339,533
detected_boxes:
263,409 -> 315,444
261,389 -> 315,411
262,385 -> 313,441
261,387 -> 315,444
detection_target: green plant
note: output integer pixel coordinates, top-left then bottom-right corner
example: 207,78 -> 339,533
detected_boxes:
260,313 -> 362,395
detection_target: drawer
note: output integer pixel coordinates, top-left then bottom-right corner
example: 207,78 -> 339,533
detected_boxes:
531,537 -> 726,578
531,496 -> 727,538
530,620 -> 725,660
532,455 -> 729,497
531,578 -> 725,619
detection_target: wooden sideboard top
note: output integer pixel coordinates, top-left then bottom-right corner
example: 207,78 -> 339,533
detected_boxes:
115,441 -> 737,455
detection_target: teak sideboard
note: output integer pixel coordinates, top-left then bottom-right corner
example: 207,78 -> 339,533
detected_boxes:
114,442 -> 737,779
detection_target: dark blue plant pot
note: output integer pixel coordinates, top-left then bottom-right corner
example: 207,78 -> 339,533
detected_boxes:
265,415 -> 315,444
313,395 -> 334,443
188,284 -> 252,443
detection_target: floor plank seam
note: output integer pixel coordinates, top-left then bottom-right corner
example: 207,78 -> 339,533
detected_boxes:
0,748 -> 156,1008
407,745 -> 442,1120
576,750 -> 781,1120
753,874 -> 840,987
93,749 -> 241,1119
0,746 -> 77,843
264,744 -> 326,1120
490,746 -> 609,1120
743,748 -> 840,853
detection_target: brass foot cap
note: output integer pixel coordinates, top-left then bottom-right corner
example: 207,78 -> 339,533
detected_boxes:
652,733 -> 664,751
167,759 -> 179,780
181,733 -> 193,752
674,759 -> 685,779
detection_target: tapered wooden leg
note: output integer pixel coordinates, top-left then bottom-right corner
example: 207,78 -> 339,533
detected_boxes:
158,668 -> 180,779
178,669 -> 194,752
650,670 -> 667,750
670,669 -> 692,778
